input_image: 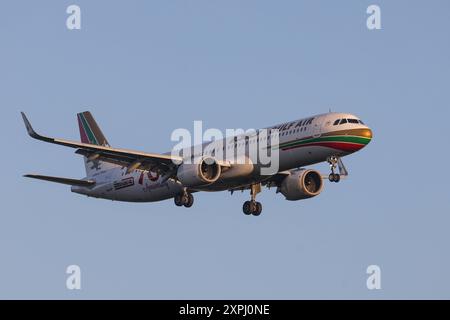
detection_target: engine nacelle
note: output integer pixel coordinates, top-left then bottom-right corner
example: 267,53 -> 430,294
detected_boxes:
177,157 -> 221,188
279,169 -> 323,201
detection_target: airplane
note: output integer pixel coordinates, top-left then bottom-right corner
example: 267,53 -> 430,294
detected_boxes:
21,111 -> 372,216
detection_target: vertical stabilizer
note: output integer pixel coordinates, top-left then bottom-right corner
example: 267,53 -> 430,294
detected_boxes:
77,111 -> 119,176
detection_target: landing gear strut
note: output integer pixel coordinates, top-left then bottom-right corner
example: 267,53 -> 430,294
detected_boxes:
243,184 -> 262,216
174,191 -> 194,208
327,156 -> 342,183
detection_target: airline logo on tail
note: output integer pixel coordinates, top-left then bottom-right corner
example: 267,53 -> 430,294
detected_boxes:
77,111 -> 109,146
77,111 -> 112,172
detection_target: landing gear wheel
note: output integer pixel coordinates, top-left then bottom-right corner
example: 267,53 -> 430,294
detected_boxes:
243,201 -> 262,216
333,174 -> 340,183
175,192 -> 194,207
183,193 -> 194,208
243,201 -> 252,215
328,173 -> 340,182
174,194 -> 183,206
252,202 -> 262,216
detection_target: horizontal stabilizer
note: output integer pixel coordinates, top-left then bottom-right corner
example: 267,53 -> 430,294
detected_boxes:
23,174 -> 95,187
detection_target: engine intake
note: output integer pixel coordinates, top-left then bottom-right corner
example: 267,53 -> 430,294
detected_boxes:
279,169 -> 323,201
177,157 -> 221,187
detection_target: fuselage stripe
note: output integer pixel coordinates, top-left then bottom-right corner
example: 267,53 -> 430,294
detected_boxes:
281,141 -> 366,152
276,135 -> 371,150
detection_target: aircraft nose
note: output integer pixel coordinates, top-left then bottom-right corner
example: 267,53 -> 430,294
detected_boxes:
361,127 -> 372,139
359,127 -> 373,146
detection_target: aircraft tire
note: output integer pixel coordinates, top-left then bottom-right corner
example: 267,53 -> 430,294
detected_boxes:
243,201 -> 252,215
252,202 -> 262,216
184,193 -> 194,208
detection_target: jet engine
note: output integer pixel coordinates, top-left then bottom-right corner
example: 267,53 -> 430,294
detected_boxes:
279,169 -> 323,201
177,157 -> 221,187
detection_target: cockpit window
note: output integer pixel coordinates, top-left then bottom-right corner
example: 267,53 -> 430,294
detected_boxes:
334,118 -> 365,125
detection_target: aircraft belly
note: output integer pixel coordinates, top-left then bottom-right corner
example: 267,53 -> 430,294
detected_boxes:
74,177 -> 183,203
114,179 -> 183,202
279,145 -> 346,171
193,175 -> 268,192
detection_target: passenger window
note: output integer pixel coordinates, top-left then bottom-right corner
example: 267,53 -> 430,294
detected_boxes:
339,119 -> 347,125
333,119 -> 340,125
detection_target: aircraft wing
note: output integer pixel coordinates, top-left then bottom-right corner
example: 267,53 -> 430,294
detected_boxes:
21,112 -> 182,175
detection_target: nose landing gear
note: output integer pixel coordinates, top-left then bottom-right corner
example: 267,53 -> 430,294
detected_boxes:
327,156 -> 348,183
327,156 -> 340,182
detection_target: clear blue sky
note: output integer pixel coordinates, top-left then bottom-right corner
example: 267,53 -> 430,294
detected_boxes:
1,0 -> 449,299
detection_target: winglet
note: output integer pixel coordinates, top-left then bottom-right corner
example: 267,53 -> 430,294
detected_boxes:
21,112 -> 39,139
21,112 -> 53,142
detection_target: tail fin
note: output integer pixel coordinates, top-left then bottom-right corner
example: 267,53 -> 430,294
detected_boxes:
77,111 -> 118,176
77,111 -> 109,146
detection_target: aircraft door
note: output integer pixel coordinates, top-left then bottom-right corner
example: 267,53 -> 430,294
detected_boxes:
312,118 -> 322,138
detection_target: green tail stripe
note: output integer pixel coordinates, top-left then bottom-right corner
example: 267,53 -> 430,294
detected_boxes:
79,113 -> 99,145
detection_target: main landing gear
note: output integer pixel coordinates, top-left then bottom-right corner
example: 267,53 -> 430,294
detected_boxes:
174,191 -> 194,208
242,183 -> 262,216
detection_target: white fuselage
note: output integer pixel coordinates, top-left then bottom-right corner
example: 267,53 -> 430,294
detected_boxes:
72,112 -> 372,202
